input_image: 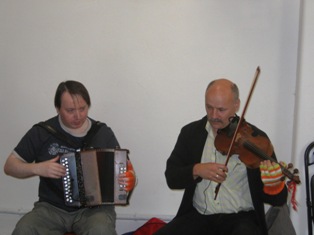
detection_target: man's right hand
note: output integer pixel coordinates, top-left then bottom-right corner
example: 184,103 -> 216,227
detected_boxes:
193,162 -> 228,183
4,154 -> 66,179
34,156 -> 66,178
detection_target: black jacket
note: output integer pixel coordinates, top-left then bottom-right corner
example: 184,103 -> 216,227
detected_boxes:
165,116 -> 288,235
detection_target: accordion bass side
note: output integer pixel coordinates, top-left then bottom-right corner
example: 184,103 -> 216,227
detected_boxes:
60,148 -> 129,207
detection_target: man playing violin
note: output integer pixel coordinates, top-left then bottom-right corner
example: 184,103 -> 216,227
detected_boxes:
154,79 -> 288,235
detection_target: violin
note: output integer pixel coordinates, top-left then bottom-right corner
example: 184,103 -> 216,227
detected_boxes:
213,67 -> 300,199
214,115 -> 301,183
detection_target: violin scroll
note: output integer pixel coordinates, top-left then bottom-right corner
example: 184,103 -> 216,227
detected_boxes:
281,163 -> 300,184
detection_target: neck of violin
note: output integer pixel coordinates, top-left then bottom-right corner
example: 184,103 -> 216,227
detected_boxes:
243,140 -> 300,184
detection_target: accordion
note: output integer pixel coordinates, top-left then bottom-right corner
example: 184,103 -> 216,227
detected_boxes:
60,148 -> 129,207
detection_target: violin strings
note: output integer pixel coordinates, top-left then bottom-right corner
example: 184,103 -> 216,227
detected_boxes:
243,140 -> 298,182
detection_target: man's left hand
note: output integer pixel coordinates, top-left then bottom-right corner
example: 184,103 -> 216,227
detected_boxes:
260,160 -> 285,195
119,160 -> 136,192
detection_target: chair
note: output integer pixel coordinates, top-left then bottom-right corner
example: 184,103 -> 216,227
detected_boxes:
304,142 -> 314,235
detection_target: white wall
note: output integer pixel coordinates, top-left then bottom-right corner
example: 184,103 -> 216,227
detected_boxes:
1,0 -> 309,234
290,0 -> 314,235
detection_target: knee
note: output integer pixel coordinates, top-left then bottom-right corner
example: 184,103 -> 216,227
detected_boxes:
12,225 -> 35,235
84,225 -> 117,235
232,223 -> 260,235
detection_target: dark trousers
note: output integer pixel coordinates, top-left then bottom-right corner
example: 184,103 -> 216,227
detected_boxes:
154,207 -> 262,235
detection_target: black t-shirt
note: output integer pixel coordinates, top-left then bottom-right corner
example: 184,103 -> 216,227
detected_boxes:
14,116 -> 119,211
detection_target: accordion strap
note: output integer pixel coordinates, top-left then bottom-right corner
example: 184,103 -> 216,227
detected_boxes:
82,121 -> 105,149
34,120 -> 104,149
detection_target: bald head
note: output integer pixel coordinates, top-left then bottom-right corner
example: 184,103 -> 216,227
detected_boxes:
206,78 -> 239,101
205,78 -> 240,133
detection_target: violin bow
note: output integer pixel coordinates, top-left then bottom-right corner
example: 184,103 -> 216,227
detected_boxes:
214,66 -> 261,200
